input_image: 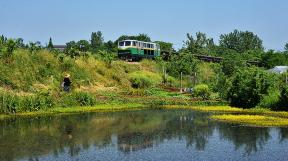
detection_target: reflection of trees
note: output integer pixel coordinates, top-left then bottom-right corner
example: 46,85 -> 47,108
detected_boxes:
279,128 -> 288,142
217,125 -> 270,154
0,110 -> 283,161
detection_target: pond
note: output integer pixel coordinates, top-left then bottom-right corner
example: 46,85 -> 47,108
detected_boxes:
1,109 -> 288,161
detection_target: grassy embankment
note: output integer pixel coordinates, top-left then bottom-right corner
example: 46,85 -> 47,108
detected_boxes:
0,49 -> 226,119
163,105 -> 288,127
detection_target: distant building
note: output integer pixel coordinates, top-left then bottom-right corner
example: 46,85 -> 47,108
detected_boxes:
268,66 -> 288,74
53,45 -> 66,51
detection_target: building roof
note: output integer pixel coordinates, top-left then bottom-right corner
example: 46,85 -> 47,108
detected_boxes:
268,66 -> 288,74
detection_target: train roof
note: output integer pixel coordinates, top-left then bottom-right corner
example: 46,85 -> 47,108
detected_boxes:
118,40 -> 158,45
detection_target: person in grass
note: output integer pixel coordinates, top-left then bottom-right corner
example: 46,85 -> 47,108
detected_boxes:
62,74 -> 71,92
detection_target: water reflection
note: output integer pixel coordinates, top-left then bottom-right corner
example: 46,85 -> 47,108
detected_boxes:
0,109 -> 288,161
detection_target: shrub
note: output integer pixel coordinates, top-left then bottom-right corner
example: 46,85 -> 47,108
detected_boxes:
129,71 -> 162,89
74,92 -> 96,106
193,84 -> 211,100
258,89 -> 280,109
227,67 -> 280,108
278,84 -> 288,110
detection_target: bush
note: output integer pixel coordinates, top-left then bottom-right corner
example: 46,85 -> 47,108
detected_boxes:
74,92 -> 96,106
227,67 -> 280,108
0,90 -> 54,113
193,84 -> 211,100
278,84 -> 288,110
258,89 -> 280,109
129,71 -> 162,89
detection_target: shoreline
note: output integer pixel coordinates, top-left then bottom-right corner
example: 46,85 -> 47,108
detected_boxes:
2,104 -> 288,127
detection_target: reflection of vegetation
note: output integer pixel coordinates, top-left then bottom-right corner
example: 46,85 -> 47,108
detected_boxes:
0,109 -> 283,161
212,115 -> 288,127
218,125 -> 270,154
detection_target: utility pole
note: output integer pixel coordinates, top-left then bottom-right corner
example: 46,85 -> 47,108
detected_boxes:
180,72 -> 183,93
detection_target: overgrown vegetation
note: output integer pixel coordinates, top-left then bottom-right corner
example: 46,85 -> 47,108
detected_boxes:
1,28 -> 288,115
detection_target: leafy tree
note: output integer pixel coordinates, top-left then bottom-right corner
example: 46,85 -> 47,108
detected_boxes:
285,43 -> 288,52
227,67 -> 280,108
184,32 -> 214,55
28,41 -> 42,54
278,84 -> 288,110
260,50 -> 288,69
115,34 -> 151,44
77,40 -> 90,52
155,41 -> 174,60
221,53 -> 247,76
64,41 -> 80,58
167,52 -> 198,77
104,40 -> 117,52
193,84 -> 211,100
91,31 -> 104,52
47,37 -> 54,49
95,50 -> 116,67
219,29 -> 264,53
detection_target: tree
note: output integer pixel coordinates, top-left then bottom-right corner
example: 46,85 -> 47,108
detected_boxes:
104,40 -> 117,52
219,29 -> 264,53
28,41 -> 42,54
77,40 -> 90,52
64,41 -> 80,57
47,37 -> 54,49
184,32 -> 214,55
115,34 -> 151,44
226,67 -> 280,108
155,41 -> 174,60
91,31 -> 104,52
167,52 -> 198,77
285,43 -> 288,52
260,50 -> 288,69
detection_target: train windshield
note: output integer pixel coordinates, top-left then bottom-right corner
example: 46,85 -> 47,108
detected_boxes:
119,41 -> 124,46
125,41 -> 131,46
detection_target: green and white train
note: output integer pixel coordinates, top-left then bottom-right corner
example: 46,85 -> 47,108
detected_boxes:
118,40 -> 160,61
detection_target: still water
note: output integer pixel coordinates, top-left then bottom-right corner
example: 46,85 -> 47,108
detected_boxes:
1,109 -> 288,161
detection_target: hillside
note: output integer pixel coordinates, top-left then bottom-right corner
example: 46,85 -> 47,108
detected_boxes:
0,49 -> 185,113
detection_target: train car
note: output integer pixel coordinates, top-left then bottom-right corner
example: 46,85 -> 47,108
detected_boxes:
118,40 -> 160,61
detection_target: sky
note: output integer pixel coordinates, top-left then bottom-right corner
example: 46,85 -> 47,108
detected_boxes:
0,0 -> 287,50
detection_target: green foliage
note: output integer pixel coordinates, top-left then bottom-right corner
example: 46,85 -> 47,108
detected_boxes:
47,37 -> 53,49
129,71 -> 162,89
77,40 -> 90,52
91,31 -> 104,52
167,52 -> 198,77
260,50 -> 288,69
285,43 -> 288,52
95,50 -> 117,67
28,41 -> 42,54
219,29 -> 263,53
278,84 -> 288,110
193,84 -> 211,100
0,90 -> 54,113
227,67 -> 280,108
220,53 -> 247,76
115,33 -> 151,44
184,32 -> 214,55
73,92 -> 96,106
258,89 -> 280,109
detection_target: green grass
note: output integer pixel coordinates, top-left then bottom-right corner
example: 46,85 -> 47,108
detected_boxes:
211,114 -> 288,127
0,103 -> 144,120
161,105 -> 288,127
162,105 -> 243,112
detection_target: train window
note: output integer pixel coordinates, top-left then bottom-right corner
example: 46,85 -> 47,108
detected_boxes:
133,41 -> 136,46
125,41 -> 131,46
119,41 -> 124,46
